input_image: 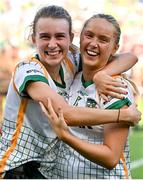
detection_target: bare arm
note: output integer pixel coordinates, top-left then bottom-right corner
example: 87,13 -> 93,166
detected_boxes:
104,53 -> 138,75
93,53 -> 138,100
60,122 -> 129,169
27,81 -> 141,126
62,119 -> 129,169
40,99 -> 131,169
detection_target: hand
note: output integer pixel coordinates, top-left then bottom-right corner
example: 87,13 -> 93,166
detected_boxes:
127,103 -> 142,126
123,104 -> 142,126
93,71 -> 127,101
39,98 -> 69,140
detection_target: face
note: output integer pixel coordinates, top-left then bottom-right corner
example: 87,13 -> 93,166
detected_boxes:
32,17 -> 73,68
80,18 -> 119,71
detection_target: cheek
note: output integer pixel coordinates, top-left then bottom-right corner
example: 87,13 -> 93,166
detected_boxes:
102,44 -> 112,53
62,40 -> 71,51
38,43 -> 48,51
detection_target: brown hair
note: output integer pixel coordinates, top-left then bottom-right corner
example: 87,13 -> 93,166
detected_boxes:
81,14 -> 121,44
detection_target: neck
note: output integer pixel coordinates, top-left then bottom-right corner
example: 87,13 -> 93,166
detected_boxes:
46,65 -> 61,83
82,66 -> 97,81
82,64 -> 103,81
36,54 -> 62,83
82,65 -> 103,81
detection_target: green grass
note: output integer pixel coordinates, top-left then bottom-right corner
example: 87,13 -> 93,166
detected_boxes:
129,129 -> 143,179
137,96 -> 143,127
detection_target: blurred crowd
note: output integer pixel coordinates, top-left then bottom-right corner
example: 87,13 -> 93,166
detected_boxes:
0,0 -> 143,126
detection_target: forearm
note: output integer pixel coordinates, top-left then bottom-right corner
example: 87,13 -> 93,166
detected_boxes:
61,130 -> 116,169
40,98 -> 131,170
27,81 -> 131,126
103,53 -> 138,75
64,107 -> 129,126
61,114 -> 129,169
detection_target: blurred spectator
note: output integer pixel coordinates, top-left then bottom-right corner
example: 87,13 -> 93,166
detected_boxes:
131,43 -> 143,128
0,44 -> 19,124
131,44 -> 143,88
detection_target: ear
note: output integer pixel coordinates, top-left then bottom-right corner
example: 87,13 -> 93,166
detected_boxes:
31,34 -> 36,44
70,32 -> 74,43
112,44 -> 119,55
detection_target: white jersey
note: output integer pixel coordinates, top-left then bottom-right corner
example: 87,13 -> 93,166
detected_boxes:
44,72 -> 134,179
0,51 -> 79,174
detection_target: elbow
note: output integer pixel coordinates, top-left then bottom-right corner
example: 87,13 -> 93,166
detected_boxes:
105,159 -> 118,170
128,53 -> 138,64
132,54 -> 138,63
105,156 -> 120,170
98,154 -> 120,170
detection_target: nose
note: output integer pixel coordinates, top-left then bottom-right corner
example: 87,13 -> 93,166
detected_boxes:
48,38 -> 57,48
90,37 -> 98,47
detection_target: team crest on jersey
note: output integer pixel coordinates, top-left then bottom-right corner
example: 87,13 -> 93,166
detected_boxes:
73,90 -> 88,106
86,98 -> 97,108
73,96 -> 82,106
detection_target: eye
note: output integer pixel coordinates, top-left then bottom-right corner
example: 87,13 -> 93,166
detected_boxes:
40,34 -> 50,40
85,33 -> 93,39
84,31 -> 94,39
99,36 -> 110,43
56,33 -> 66,40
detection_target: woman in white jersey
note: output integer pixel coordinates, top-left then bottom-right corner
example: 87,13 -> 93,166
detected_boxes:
40,14 -> 141,179
0,6 -> 140,179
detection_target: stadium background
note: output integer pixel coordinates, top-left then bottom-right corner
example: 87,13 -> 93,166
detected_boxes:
0,0 -> 143,178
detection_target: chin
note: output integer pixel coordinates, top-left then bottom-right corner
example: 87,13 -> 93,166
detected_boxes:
84,58 -> 98,66
50,60 -> 62,66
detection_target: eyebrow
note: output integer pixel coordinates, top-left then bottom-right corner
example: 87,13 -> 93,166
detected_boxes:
85,30 -> 111,38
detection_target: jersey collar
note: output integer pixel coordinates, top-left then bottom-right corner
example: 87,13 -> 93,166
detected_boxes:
34,54 -> 66,88
81,74 -> 93,88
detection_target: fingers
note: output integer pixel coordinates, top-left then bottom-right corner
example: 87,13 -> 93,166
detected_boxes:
106,85 -> 127,95
57,107 -> 68,130
39,98 -> 57,118
47,98 -> 57,116
108,80 -> 127,88
99,88 -> 127,100
39,101 -> 49,116
99,76 -> 127,87
98,88 -> 126,99
128,104 -> 142,126
105,91 -> 124,99
58,107 -> 64,121
100,94 -> 109,102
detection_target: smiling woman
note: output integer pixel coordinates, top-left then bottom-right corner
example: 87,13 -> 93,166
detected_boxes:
39,14 -> 141,179
31,8 -> 73,80
0,5 -> 78,179
80,15 -> 120,74
0,5 -> 141,179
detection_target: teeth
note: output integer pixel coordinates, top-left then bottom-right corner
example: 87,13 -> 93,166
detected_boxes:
44,51 -> 60,56
48,51 -> 59,56
87,50 -> 98,56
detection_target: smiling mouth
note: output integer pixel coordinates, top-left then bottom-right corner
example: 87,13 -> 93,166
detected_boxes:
44,50 -> 61,56
86,50 -> 99,56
